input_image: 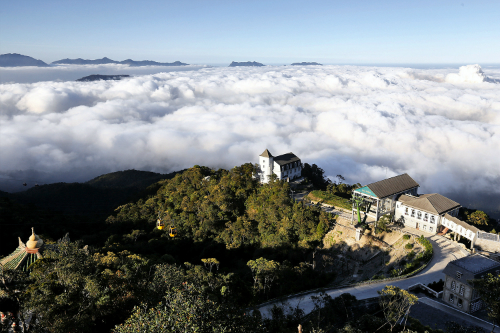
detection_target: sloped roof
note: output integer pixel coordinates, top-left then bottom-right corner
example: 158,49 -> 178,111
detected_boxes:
398,194 -> 416,203
444,213 -> 479,233
355,173 -> 419,198
273,152 -> 300,166
443,254 -> 500,282
400,193 -> 460,215
259,149 -> 273,158
0,234 -> 44,271
0,247 -> 28,270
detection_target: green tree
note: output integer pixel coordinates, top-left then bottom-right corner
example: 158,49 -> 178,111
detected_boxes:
377,285 -> 418,332
247,258 -> 280,295
302,163 -> 331,190
22,241 -> 151,333
467,210 -> 490,227
114,283 -> 258,333
469,273 -> 500,332
377,214 -> 391,234
201,258 -> 220,272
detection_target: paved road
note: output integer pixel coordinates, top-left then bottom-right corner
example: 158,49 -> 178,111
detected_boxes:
258,235 -> 466,316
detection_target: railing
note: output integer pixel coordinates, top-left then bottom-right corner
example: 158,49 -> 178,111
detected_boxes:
477,232 -> 500,242
407,283 -> 443,298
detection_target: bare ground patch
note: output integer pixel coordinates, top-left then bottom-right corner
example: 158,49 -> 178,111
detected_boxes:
317,216 -> 425,286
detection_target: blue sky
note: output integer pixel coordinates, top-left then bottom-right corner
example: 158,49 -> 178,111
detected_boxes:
1,0 -> 499,64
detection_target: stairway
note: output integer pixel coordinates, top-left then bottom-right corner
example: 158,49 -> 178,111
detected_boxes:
437,227 -> 449,236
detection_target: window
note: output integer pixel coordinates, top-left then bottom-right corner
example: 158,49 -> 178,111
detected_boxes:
430,216 -> 435,224
459,285 -> 465,296
458,298 -> 463,308
449,294 -> 454,303
424,213 -> 428,222
411,209 -> 415,217
451,281 -> 456,291
456,272 -> 462,279
405,207 -> 409,215
430,227 -> 433,232
417,211 -> 422,219
471,300 -> 483,312
423,225 -> 427,231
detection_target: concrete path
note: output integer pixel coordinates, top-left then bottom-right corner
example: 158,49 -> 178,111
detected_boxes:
258,235 -> 466,317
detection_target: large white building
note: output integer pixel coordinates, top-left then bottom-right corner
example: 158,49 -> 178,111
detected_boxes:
395,193 -> 461,234
352,174 -> 491,249
258,149 -> 302,183
395,192 -> 480,245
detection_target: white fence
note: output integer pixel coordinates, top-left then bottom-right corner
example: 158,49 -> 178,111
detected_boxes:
477,232 -> 500,242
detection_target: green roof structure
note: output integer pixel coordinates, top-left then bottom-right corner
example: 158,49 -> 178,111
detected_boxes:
0,228 -> 44,272
353,186 -> 376,197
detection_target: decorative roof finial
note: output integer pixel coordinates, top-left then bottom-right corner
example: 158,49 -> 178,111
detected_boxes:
26,227 -> 43,249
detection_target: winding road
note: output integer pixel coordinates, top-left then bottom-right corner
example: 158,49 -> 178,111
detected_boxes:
277,190 -> 500,331
258,234 -> 466,316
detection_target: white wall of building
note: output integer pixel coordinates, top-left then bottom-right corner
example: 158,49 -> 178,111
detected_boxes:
442,216 -> 476,241
259,153 -> 302,183
395,202 -> 460,234
259,155 -> 273,183
395,203 -> 440,234
275,161 -> 301,181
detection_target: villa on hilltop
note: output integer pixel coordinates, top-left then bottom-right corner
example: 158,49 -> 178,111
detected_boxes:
258,149 -> 302,183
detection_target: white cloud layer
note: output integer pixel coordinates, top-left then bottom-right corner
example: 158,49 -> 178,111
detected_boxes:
1,65 -> 500,216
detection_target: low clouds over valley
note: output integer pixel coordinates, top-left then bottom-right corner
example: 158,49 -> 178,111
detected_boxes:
1,65 -> 499,216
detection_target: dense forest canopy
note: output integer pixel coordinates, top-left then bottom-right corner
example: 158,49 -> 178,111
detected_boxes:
107,164 -> 330,249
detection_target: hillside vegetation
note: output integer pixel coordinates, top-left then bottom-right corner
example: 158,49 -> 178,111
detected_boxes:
108,164 -> 330,249
1,165 -> 490,333
5,169 -> 181,216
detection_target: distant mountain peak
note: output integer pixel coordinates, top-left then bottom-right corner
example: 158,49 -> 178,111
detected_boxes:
52,57 -> 188,67
0,53 -> 49,67
291,62 -> 322,66
229,61 -> 265,67
76,74 -> 130,82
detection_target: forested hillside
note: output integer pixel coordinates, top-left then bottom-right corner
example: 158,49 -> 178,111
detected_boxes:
1,164 -> 489,332
1,164 -> 336,332
5,169 -> 181,216
108,164 -> 330,248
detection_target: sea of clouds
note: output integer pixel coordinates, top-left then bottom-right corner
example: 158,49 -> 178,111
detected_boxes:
1,64 -> 499,216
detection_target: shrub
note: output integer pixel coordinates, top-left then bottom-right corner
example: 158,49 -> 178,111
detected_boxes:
407,251 -> 416,259
403,234 -> 411,240
405,243 -> 414,250
417,235 -> 433,260
390,269 -> 401,277
427,279 -> 444,292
